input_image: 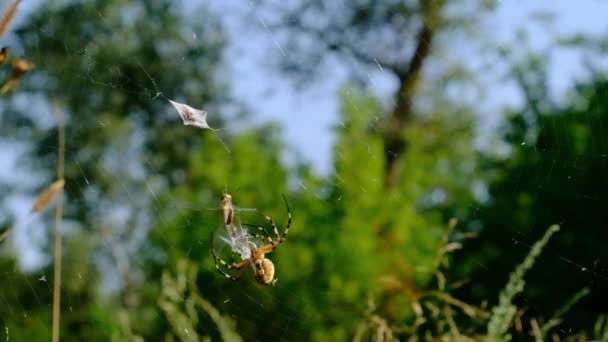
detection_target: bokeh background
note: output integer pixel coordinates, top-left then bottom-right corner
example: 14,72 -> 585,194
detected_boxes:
1,0 -> 608,341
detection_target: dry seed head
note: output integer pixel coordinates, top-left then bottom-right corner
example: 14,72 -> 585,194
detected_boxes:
32,179 -> 65,212
11,58 -> 34,77
0,47 -> 8,65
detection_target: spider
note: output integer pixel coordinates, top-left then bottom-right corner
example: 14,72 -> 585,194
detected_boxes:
211,194 -> 292,285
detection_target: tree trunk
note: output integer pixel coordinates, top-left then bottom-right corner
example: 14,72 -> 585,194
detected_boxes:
382,21 -> 435,189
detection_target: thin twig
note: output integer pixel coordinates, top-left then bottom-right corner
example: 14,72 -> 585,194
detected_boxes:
423,291 -> 490,319
540,287 -> 590,337
51,103 -> 65,342
530,318 -> 542,342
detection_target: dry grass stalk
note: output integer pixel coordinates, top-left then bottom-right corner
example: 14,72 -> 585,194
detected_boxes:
353,296 -> 396,342
425,291 -> 490,320
0,77 -> 18,95
51,103 -> 65,342
0,224 -> 15,242
0,0 -> 20,37
530,318 -> 542,342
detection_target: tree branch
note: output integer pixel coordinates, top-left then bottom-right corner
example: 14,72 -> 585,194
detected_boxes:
258,0 -> 443,188
383,1 -> 441,188
263,2 -> 403,74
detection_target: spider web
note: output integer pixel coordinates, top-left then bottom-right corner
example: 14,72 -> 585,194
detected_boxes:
1,1 -> 608,341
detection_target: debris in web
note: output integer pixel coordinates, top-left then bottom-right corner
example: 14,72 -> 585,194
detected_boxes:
168,99 -> 213,130
221,193 -> 236,226
220,192 -> 257,226
167,98 -> 231,153
135,57 -> 231,152
216,193 -> 259,260
219,224 -> 253,260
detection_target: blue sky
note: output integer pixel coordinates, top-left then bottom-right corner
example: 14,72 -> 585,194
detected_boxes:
219,0 -> 608,174
4,0 -> 607,176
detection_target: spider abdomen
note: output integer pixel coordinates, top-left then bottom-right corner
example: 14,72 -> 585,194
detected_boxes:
254,259 -> 275,285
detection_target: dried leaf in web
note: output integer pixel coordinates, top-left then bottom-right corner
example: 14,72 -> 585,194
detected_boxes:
168,99 -> 213,130
167,98 -> 231,153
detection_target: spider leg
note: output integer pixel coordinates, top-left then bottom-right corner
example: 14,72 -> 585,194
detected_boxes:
223,254 -> 252,270
265,194 -> 292,242
280,193 -> 292,242
210,234 -> 252,281
264,213 -> 281,242
255,210 -> 282,243
252,194 -> 292,250
242,223 -> 273,244
259,244 -> 278,254
211,247 -> 240,281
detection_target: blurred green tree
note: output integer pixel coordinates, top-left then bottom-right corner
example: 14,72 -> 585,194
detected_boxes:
254,0 -> 494,188
6,0 -> 605,340
150,83 -> 479,340
450,61 -> 608,336
0,237 -> 121,341
0,0 -> 229,339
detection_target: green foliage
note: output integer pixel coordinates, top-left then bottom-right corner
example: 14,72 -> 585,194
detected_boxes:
540,287 -> 590,339
1,0 -> 229,339
145,83 -> 480,340
486,225 -> 559,341
0,254 -> 121,341
1,1 -> 607,341
451,71 -> 608,336
158,259 -> 241,342
594,315 -> 608,342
